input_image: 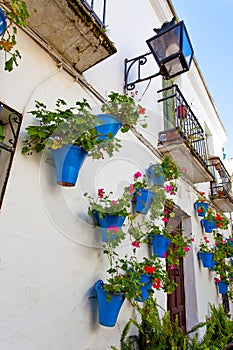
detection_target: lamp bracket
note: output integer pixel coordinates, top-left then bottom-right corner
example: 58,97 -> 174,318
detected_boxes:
124,52 -> 161,93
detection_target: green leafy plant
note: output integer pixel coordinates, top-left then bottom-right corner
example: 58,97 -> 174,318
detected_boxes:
0,0 -> 29,71
203,207 -> 216,223
198,303 -> 233,349
214,213 -> 230,230
102,242 -> 176,300
111,298 -> 205,350
101,91 -> 148,133
86,187 -> 132,219
111,302 -> 232,350
130,171 -> 150,191
198,236 -> 215,254
160,155 -> 183,181
22,98 -> 121,159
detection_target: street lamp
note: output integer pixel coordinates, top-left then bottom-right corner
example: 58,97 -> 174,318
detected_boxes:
124,18 -> 194,91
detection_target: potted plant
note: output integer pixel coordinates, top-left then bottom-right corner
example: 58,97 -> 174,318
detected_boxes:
177,104 -> 187,119
85,187 -> 132,242
129,171 -> 155,214
198,236 -> 215,268
102,250 -> 176,303
22,99 -> 123,186
194,191 -> 209,217
214,212 -> 230,230
99,91 -> 148,136
201,207 -> 216,233
148,155 -> 182,186
0,0 -> 29,71
94,279 -> 125,327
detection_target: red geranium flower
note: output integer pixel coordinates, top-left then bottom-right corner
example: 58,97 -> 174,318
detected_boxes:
98,188 -> 105,198
138,107 -> 146,115
144,265 -> 156,274
153,278 -> 161,289
132,241 -> 140,248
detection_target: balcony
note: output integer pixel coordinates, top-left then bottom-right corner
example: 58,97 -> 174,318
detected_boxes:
25,0 -> 117,73
157,84 -> 214,184
209,156 -> 233,212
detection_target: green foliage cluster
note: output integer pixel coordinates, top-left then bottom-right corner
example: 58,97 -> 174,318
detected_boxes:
22,98 -> 121,159
0,0 -> 29,71
111,301 -> 233,350
101,91 -> 148,132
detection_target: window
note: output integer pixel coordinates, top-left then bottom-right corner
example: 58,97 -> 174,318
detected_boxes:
0,102 -> 22,208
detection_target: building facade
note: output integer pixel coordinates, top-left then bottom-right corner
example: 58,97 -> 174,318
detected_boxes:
0,0 -> 232,349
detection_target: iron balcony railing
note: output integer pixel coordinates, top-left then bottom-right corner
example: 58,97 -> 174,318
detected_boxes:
209,156 -> 233,198
157,84 -> 208,166
80,0 -> 106,27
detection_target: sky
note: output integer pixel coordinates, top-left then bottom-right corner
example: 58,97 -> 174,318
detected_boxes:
171,0 -> 233,159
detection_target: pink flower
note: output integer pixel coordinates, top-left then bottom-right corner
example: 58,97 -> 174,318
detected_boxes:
164,184 -> 173,192
132,241 -> 140,248
191,238 -> 194,242
182,167 -> 187,173
111,200 -> 118,205
162,253 -> 167,258
184,246 -> 190,252
230,238 -> 233,242
170,264 -> 175,270
108,226 -> 119,233
128,183 -> 134,193
162,217 -> 169,223
134,171 -> 142,179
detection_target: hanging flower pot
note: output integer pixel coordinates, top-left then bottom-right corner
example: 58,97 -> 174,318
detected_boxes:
95,114 -> 122,141
147,164 -> 165,186
134,274 -> 152,302
0,8 -> 7,36
151,234 -> 170,258
199,252 -> 215,269
95,280 -> 125,327
50,145 -> 88,186
177,105 -> 187,119
217,281 -> 229,295
134,189 -> 155,214
201,219 -> 214,233
194,202 -> 209,217
96,212 -> 126,242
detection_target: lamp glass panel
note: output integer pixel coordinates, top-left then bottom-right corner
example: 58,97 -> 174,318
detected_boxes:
164,26 -> 180,59
164,57 -> 183,77
148,25 -> 180,63
182,28 -> 193,67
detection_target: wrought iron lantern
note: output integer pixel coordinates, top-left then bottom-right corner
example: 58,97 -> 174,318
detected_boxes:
124,18 -> 194,91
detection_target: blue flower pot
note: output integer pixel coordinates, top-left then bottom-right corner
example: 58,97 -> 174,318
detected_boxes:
217,281 -> 229,295
201,219 -> 214,233
0,8 -> 7,35
50,145 -> 88,186
95,280 -> 125,327
148,164 -> 165,186
199,252 -> 215,268
96,212 -> 126,242
152,234 -> 170,258
134,274 -> 152,302
95,114 -> 122,141
194,202 -> 209,217
134,189 -> 155,214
